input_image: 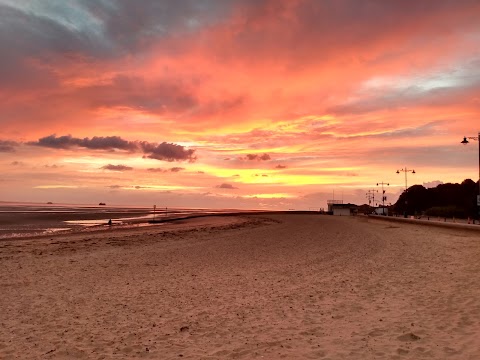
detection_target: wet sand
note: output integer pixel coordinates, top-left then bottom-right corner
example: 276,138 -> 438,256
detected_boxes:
1,214 -> 480,359
0,204 -> 264,239
0,205 -> 153,239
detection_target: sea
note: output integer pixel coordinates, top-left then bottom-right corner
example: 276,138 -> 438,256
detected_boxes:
0,202 -> 251,240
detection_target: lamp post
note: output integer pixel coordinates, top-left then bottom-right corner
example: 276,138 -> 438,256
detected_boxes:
397,167 -> 415,217
366,189 -> 378,213
396,167 -> 415,192
461,132 -> 480,222
376,181 -> 389,215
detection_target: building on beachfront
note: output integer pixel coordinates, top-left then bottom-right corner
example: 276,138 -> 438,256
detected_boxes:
327,201 -> 358,216
373,206 -> 389,216
327,199 -> 343,212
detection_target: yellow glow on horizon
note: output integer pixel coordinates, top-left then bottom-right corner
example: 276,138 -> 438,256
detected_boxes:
194,166 -> 255,179
242,193 -> 297,199
34,185 -> 79,189
193,162 -> 364,187
127,185 -> 204,191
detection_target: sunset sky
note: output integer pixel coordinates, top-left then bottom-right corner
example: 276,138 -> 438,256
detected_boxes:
1,0 -> 479,210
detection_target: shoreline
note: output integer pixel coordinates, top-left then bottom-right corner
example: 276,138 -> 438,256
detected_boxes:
0,214 -> 258,243
0,209 -> 317,242
0,206 -> 272,241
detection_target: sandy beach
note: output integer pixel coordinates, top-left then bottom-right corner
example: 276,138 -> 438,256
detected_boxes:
1,214 -> 480,359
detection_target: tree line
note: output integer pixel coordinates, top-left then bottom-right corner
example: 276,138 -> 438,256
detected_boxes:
393,179 -> 479,218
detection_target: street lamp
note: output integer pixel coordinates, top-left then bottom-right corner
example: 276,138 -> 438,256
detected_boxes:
396,167 -> 415,192
461,132 -> 480,221
366,189 -> 378,214
376,181 -> 389,215
397,167 -> 415,217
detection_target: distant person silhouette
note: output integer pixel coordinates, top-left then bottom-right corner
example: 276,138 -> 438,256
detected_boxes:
108,219 -> 112,226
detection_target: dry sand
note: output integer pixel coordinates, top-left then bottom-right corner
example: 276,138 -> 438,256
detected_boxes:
1,214 -> 480,359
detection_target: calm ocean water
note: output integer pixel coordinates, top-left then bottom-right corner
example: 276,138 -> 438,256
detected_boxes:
0,202 -> 248,240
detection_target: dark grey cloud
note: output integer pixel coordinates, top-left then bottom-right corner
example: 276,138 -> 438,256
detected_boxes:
216,183 -> 238,189
10,161 -> 23,166
28,134 -> 77,149
0,4 -> 92,91
28,134 -> 136,151
147,167 -> 185,173
240,153 -> 271,161
82,135 -> 135,151
108,185 -> 123,189
275,164 -> 287,169
83,0 -> 234,53
0,1 -> 234,60
0,140 -> 18,152
143,142 -> 196,162
27,134 -> 196,162
101,164 -> 133,171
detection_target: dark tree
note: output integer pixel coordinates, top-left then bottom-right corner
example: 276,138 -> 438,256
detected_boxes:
393,179 -> 479,218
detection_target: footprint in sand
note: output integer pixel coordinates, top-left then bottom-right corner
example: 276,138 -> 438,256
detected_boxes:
397,333 -> 421,341
368,328 -> 385,337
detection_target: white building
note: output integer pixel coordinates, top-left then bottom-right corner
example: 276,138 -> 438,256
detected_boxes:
373,207 -> 389,216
